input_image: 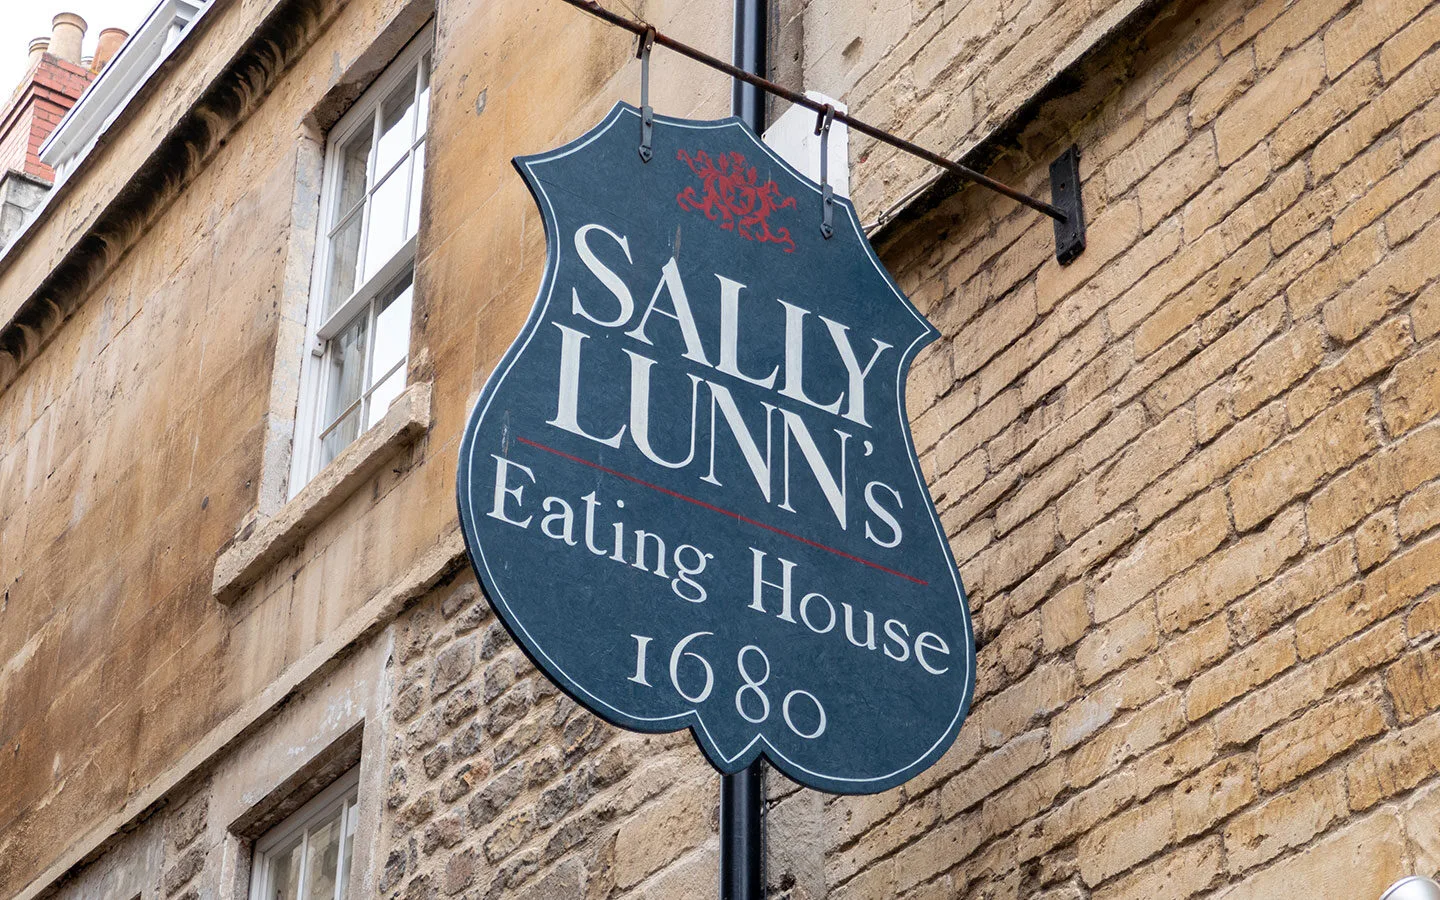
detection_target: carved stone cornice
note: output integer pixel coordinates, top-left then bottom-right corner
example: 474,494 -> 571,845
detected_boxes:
0,0 -> 333,392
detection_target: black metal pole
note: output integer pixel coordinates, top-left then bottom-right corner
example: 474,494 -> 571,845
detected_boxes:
721,764 -> 765,899
720,3 -> 766,898
731,0 -> 767,135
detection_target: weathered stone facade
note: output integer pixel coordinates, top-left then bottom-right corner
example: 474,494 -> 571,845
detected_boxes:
847,0 -> 1440,893
3,0 -> 1440,897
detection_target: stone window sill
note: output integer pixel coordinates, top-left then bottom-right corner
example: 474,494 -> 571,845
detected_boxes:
212,381 -> 432,605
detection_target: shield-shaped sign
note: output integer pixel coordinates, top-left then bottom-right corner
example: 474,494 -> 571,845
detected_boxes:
457,104 -> 974,794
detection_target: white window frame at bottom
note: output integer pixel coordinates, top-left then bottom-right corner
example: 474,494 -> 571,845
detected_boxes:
249,767 -> 361,900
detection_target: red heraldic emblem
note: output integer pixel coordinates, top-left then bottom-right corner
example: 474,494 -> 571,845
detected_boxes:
676,149 -> 799,253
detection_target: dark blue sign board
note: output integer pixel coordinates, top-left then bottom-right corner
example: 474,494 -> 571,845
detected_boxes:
457,104 -> 975,794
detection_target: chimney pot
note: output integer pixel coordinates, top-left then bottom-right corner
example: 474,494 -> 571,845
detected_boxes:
92,28 -> 128,73
49,13 -> 87,65
27,37 -> 50,69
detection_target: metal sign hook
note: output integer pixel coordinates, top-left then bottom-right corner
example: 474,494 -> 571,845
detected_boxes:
815,103 -> 835,239
637,25 -> 656,162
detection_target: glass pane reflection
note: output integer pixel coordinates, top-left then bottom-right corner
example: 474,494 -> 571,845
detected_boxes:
333,128 -> 371,222
269,838 -> 304,900
320,408 -> 360,469
415,55 -> 430,137
364,166 -> 407,282
376,76 -> 415,177
372,275 -> 412,380
337,801 -> 357,900
326,212 -> 364,315
324,314 -> 368,431
366,366 -> 403,429
303,815 -> 340,900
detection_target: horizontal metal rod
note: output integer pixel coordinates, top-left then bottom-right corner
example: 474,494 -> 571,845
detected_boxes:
557,0 -> 1068,222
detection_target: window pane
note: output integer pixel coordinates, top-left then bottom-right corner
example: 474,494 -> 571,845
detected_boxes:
324,314 -> 368,433
269,838 -> 304,900
320,408 -> 361,469
333,128 -> 371,222
337,802 -> 357,900
415,54 -> 430,137
406,142 -> 425,239
304,815 -> 342,900
326,212 -> 364,315
366,365 -> 405,430
376,76 -> 416,177
371,273 -> 412,383
363,166 -> 407,282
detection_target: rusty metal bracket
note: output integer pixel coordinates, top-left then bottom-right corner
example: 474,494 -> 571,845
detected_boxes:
560,0 -> 1069,225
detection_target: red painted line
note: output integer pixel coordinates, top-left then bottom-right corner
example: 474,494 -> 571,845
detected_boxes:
515,435 -> 929,586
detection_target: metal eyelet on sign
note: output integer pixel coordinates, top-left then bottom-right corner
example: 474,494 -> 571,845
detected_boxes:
637,26 -> 656,162
815,103 -> 835,239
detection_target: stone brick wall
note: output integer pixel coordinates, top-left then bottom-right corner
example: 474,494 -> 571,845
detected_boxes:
784,0 -> 1153,220
787,0 -> 1440,894
377,574 -> 725,900
0,0 -> 428,892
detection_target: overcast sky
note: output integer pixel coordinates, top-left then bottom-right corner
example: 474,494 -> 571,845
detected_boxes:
1,0 -> 160,96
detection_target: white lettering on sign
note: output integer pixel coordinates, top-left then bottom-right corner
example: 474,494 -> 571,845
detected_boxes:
489,454 -> 715,603
550,223 -> 906,547
486,452 -> 950,737
628,632 -> 829,740
571,223 -> 635,327
746,547 -> 950,675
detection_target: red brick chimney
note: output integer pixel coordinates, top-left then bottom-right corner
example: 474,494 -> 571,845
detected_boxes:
0,14 -> 108,184
0,15 -> 130,243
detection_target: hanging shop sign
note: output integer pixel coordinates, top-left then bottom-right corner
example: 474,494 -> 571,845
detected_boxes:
456,102 -> 975,794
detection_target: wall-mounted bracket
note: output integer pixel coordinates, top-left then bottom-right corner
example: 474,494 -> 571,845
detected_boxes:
558,0 -> 1070,225
1050,145 -> 1086,265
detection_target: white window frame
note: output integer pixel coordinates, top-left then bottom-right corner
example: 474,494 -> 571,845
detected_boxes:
289,28 -> 433,496
249,767 -> 361,900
